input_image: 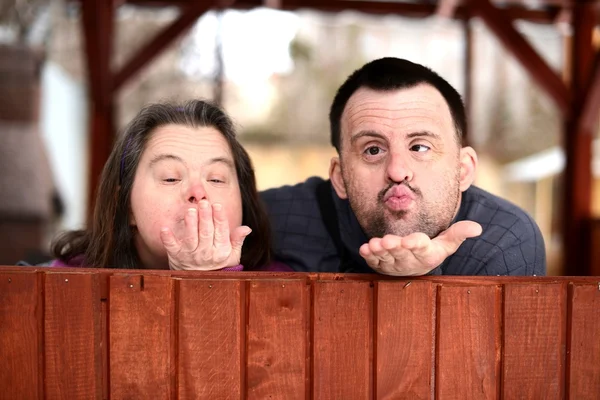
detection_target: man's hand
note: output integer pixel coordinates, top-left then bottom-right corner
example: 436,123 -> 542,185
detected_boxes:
359,221 -> 482,276
159,200 -> 251,271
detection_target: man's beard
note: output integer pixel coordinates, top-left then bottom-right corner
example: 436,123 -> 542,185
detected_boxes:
346,176 -> 461,239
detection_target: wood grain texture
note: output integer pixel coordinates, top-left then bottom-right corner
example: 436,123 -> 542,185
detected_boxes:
177,279 -> 243,400
376,281 -> 434,400
568,283 -> 600,399
0,271 -> 42,400
313,281 -> 372,399
109,275 -> 175,399
44,273 -> 102,400
437,285 -> 501,400
503,283 -> 565,399
246,280 -> 308,399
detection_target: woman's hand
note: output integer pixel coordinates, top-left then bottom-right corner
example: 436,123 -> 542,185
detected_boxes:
159,200 -> 251,271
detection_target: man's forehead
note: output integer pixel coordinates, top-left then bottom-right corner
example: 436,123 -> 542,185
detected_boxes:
340,84 -> 455,138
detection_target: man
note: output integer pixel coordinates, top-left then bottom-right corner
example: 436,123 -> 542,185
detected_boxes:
261,57 -> 545,276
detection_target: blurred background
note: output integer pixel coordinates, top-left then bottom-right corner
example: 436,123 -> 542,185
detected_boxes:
0,0 -> 599,276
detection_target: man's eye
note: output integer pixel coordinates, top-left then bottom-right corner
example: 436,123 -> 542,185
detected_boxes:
365,146 -> 382,156
410,144 -> 430,152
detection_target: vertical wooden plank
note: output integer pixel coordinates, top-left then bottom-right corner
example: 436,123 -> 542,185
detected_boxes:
247,280 -> 308,399
313,281 -> 372,399
503,283 -> 565,399
376,281 -> 433,400
45,273 -> 102,399
568,283 -> 600,399
178,279 -> 243,399
109,275 -> 174,399
0,272 -> 42,400
437,285 -> 501,400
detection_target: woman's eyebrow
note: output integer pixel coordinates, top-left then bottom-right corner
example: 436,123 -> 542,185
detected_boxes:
149,154 -> 184,167
207,156 -> 235,170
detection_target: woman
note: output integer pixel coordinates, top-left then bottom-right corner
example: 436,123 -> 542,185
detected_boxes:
52,100 -> 289,271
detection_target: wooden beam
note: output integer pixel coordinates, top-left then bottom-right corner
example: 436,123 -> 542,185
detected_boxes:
579,55 -> 600,133
81,0 -> 115,217
112,3 -> 212,92
437,0 -> 462,18
562,1 -> 596,276
468,0 -> 571,115
463,15 -> 473,146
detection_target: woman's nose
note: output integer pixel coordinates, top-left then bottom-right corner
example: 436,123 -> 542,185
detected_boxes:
187,182 -> 207,204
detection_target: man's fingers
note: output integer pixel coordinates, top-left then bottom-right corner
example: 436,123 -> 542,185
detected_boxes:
401,232 -> 431,251
182,208 -> 199,251
369,238 -> 395,266
359,241 -> 382,269
442,221 -> 482,242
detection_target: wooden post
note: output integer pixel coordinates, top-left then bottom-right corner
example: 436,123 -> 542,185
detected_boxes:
561,2 -> 596,276
463,14 -> 473,147
81,0 -> 115,218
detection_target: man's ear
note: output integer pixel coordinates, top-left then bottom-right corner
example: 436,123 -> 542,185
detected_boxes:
329,156 -> 348,199
458,146 -> 478,192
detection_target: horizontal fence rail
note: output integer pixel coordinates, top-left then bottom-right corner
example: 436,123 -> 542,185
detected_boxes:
0,266 -> 599,399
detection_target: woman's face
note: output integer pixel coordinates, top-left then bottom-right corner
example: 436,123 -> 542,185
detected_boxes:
129,124 -> 243,269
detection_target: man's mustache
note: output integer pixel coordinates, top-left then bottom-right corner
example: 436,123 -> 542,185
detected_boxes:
377,180 -> 420,203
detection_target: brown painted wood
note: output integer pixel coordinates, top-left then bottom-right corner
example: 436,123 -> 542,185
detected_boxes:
375,281 -> 434,400
503,283 -> 566,399
177,279 -> 243,399
80,0 -> 115,217
313,281 -> 373,399
44,273 -> 102,399
246,280 -> 309,399
468,0 -> 570,114
579,55 -> 600,133
567,283 -> 600,399
562,3 -> 597,276
437,285 -> 501,399
0,271 -> 43,399
109,275 -> 175,399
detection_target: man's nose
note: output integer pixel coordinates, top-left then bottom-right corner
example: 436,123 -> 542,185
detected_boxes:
187,182 -> 207,204
386,152 -> 413,183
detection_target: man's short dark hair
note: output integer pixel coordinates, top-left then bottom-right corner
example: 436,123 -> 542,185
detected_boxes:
329,57 -> 467,152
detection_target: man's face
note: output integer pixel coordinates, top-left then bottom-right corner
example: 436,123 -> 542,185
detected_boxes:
333,84 -> 464,239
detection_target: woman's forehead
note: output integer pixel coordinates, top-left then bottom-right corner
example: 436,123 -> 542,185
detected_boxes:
143,124 -> 234,161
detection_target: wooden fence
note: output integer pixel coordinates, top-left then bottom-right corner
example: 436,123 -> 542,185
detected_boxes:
1,266 -> 599,399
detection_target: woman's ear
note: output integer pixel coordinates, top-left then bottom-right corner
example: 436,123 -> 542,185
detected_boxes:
329,157 -> 348,199
459,146 -> 478,192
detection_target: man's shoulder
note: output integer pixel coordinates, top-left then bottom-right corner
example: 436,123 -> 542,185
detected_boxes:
447,185 -> 546,276
261,176 -> 326,202
461,185 -> 539,239
260,176 -> 327,217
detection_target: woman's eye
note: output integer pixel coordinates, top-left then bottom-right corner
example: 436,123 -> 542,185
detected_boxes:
410,144 -> 430,153
209,178 -> 225,184
162,178 -> 179,183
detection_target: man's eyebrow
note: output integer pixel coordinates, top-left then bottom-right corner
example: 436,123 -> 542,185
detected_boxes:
350,130 -> 387,145
406,131 -> 442,141
149,154 -> 184,167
